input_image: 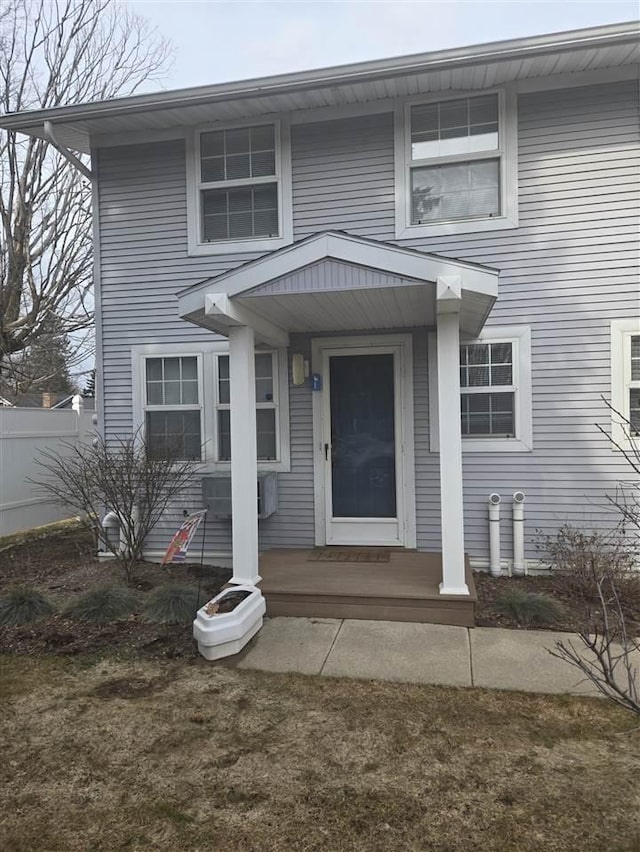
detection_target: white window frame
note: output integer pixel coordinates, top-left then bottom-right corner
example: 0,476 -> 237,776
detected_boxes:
132,342 -> 290,472
610,318 -> 640,447
186,117 -> 293,257
142,353 -> 205,460
214,350 -> 282,464
428,325 -> 532,453
394,85 -> 518,239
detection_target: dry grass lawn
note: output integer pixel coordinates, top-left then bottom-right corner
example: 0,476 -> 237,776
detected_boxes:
1,656 -> 639,851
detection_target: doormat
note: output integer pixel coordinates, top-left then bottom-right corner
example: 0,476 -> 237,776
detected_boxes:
308,550 -> 391,563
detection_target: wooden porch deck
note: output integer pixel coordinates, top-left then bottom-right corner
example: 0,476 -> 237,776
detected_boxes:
259,549 -> 476,627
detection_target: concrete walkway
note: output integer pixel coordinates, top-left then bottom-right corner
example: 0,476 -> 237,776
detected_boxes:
230,616 -> 604,697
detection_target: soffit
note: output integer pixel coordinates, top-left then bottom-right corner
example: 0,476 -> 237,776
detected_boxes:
1,24 -> 637,153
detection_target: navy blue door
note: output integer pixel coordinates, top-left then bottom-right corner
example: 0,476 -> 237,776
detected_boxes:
329,353 -> 397,519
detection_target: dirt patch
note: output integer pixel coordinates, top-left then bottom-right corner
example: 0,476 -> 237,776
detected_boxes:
0,656 -> 638,852
91,671 -> 177,699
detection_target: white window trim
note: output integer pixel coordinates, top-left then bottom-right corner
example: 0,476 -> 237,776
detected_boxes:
132,342 -> 291,472
186,117 -> 293,257
610,318 -> 640,449
143,353 -> 205,460
428,325 -> 532,453
394,85 -> 518,239
214,350 -> 282,464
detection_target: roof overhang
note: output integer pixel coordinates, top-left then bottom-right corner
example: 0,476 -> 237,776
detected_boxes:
0,22 -> 637,153
177,231 -> 499,343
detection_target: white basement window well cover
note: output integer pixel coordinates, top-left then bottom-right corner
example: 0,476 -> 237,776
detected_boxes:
395,88 -> 518,239
187,120 -> 293,256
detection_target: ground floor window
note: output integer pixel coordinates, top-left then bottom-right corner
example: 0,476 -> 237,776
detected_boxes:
610,319 -> 640,443
132,342 -> 290,470
429,324 -> 532,453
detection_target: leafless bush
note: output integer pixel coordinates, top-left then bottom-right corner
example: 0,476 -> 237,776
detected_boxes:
31,433 -> 198,582
547,403 -> 640,717
542,525 -> 640,628
550,574 -> 639,717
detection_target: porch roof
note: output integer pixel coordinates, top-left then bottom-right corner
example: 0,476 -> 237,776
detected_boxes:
177,231 -> 499,343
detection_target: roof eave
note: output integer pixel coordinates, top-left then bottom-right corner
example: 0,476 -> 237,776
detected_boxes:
0,21 -> 637,134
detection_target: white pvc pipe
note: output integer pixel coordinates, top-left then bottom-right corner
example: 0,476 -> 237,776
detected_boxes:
488,493 -> 502,577
512,491 -> 526,576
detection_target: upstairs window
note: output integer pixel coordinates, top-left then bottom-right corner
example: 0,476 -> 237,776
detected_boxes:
200,125 -> 278,242
188,120 -> 292,256
395,88 -> 517,239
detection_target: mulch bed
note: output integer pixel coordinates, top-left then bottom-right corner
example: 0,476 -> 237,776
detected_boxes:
1,525 -> 638,658
474,570 -> 640,634
474,572 -> 581,632
0,524 -> 231,658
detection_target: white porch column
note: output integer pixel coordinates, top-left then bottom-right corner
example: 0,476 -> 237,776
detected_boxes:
436,276 -> 468,595
228,324 -> 260,586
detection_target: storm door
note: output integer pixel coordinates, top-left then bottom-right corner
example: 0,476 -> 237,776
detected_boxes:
322,347 -> 403,546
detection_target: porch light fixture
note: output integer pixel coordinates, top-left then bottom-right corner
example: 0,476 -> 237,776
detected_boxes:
291,353 -> 309,386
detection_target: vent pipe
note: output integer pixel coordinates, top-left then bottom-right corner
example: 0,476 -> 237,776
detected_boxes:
512,491 -> 526,576
488,493 -> 502,577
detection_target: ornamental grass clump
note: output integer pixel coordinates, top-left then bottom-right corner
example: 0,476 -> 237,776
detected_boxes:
66,586 -> 138,624
143,584 -> 201,625
0,587 -> 55,626
494,588 -> 564,628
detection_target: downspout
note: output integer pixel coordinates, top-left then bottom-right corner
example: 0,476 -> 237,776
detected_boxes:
43,120 -> 93,180
488,493 -> 501,577
512,491 -> 526,576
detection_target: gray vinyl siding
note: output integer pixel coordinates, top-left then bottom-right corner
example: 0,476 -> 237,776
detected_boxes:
96,79 -> 640,563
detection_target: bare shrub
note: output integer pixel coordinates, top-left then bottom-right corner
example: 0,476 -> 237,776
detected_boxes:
550,574 -> 640,716
31,433 -> 199,582
547,404 -> 640,717
543,525 -> 640,628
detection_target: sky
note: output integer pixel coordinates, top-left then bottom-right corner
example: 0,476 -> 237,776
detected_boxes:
126,0 -> 639,92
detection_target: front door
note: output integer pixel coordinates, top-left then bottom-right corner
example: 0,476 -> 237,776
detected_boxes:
322,345 -> 404,546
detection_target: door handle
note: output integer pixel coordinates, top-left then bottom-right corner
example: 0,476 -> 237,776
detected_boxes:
324,442 -> 330,460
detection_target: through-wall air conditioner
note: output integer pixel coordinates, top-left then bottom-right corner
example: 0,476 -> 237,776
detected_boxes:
202,473 -> 278,520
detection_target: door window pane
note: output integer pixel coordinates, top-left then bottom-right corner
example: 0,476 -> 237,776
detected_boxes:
329,354 -> 396,519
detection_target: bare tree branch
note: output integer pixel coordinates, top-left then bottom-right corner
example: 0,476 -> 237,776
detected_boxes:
0,0 -> 173,375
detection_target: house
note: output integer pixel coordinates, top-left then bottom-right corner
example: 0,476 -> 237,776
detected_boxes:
2,22 -> 638,625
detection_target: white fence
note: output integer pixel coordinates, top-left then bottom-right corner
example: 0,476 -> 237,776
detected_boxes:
0,406 -> 95,537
